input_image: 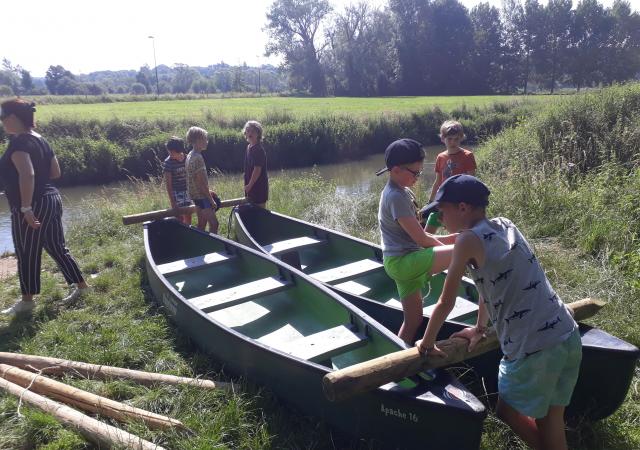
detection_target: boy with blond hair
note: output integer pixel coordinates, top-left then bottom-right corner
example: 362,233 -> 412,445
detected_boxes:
424,120 -> 477,233
185,126 -> 219,233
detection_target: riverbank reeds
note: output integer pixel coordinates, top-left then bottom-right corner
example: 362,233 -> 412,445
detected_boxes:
0,97 -> 541,186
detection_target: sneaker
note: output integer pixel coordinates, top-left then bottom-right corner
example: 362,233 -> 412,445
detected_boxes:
1,300 -> 36,315
62,285 -> 91,303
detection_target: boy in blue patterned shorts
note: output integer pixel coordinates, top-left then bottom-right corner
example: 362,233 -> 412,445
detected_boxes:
417,174 -> 581,450
163,137 -> 192,225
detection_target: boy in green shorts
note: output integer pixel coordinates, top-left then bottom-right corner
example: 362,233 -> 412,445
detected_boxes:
376,139 -> 458,345
418,174 -> 581,450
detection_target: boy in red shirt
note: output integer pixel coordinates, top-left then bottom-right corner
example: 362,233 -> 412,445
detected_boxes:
425,120 -> 476,233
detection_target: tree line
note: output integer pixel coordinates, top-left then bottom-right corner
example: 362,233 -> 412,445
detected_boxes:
266,0 -> 640,95
0,60 -> 287,97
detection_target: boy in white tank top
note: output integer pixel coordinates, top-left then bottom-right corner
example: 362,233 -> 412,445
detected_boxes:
417,174 -> 581,450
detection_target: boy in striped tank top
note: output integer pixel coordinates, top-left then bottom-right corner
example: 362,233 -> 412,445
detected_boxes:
417,174 -> 581,450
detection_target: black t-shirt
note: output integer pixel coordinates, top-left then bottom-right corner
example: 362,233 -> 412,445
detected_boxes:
0,133 -> 57,209
243,143 -> 269,203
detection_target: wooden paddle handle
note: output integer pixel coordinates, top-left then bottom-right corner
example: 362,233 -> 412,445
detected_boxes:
122,197 -> 247,225
322,298 -> 605,402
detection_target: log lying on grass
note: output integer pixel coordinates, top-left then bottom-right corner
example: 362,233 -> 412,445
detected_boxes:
0,377 -> 164,450
0,353 -> 231,390
0,364 -> 189,432
122,197 -> 248,225
323,298 -> 605,402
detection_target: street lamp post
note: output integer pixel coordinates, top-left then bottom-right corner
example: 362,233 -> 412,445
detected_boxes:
148,35 -> 160,97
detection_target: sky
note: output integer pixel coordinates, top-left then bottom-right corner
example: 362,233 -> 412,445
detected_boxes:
2,0 -> 637,77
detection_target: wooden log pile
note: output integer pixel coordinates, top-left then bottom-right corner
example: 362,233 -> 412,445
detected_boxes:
0,353 -> 231,449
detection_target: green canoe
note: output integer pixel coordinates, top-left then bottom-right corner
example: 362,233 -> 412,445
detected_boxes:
144,219 -> 486,449
232,205 -> 640,420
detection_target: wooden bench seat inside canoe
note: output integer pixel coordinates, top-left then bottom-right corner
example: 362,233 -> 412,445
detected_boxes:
310,259 -> 383,284
276,324 -> 368,363
384,296 -> 479,322
264,236 -> 327,255
157,252 -> 234,276
189,276 -> 293,312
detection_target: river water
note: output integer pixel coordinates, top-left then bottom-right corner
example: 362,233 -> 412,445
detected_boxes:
0,145 -> 444,254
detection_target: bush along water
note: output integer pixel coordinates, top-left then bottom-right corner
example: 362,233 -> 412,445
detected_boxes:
478,82 -> 640,336
0,99 -> 536,186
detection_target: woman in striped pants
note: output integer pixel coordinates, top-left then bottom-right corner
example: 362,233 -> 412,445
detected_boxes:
0,99 -> 89,315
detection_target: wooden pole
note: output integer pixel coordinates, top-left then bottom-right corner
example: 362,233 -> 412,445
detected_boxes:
0,377 -> 164,450
0,353 -> 231,391
122,197 -> 248,225
322,298 -> 605,402
0,364 -> 189,432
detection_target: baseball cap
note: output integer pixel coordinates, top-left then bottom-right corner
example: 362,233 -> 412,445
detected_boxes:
375,138 -> 425,176
422,174 -> 490,211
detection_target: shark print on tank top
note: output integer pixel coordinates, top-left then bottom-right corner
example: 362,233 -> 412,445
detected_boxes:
467,217 -> 577,360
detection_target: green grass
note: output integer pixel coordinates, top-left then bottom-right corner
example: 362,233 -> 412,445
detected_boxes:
0,170 -> 638,449
34,95 -> 556,123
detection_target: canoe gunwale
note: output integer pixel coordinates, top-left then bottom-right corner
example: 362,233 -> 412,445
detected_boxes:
143,218 -> 410,369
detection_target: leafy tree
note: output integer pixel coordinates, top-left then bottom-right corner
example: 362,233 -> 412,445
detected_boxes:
215,70 -> 233,92
192,78 -> 217,94
0,71 -> 20,94
45,65 -> 75,94
390,0 -> 433,94
537,0 -> 573,92
172,64 -> 199,93
20,69 -> 33,93
266,0 -> 332,95
427,0 -> 476,94
603,1 -> 640,84
499,0 -> 526,93
85,82 -> 105,95
130,82 -> 147,95
470,3 -> 503,93
568,0 -> 612,89
136,66 -> 153,93
0,85 -> 14,96
56,76 -> 81,95
520,0 -> 546,94
326,3 -> 397,96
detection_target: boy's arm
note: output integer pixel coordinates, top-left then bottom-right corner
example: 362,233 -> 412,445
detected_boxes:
417,231 -> 483,354
164,172 -> 176,208
429,172 -> 442,202
397,216 -> 444,248
245,166 -> 262,194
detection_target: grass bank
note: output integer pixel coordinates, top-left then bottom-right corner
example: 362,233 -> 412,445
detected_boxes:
1,96 -> 549,186
0,166 -> 638,448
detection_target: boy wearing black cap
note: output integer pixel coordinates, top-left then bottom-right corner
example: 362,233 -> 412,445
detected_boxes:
418,174 -> 580,450
377,139 -> 458,344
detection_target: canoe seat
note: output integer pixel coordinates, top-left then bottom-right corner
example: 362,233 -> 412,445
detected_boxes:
189,276 -> 292,312
310,259 -> 383,284
264,236 -> 326,255
423,297 -> 479,321
157,252 -> 233,276
333,280 -> 371,296
279,324 -> 368,363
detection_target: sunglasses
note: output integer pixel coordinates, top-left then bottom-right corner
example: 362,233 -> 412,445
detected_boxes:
403,167 -> 423,178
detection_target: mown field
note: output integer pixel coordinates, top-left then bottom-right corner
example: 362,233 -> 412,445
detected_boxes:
33,95 -> 555,123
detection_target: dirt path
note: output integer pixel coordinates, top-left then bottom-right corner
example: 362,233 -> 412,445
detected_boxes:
0,257 -> 17,280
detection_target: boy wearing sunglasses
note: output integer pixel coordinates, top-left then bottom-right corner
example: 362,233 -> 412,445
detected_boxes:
424,120 -> 477,233
376,139 -> 458,344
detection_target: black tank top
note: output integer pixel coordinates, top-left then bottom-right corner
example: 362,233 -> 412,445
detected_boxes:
0,132 -> 58,209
